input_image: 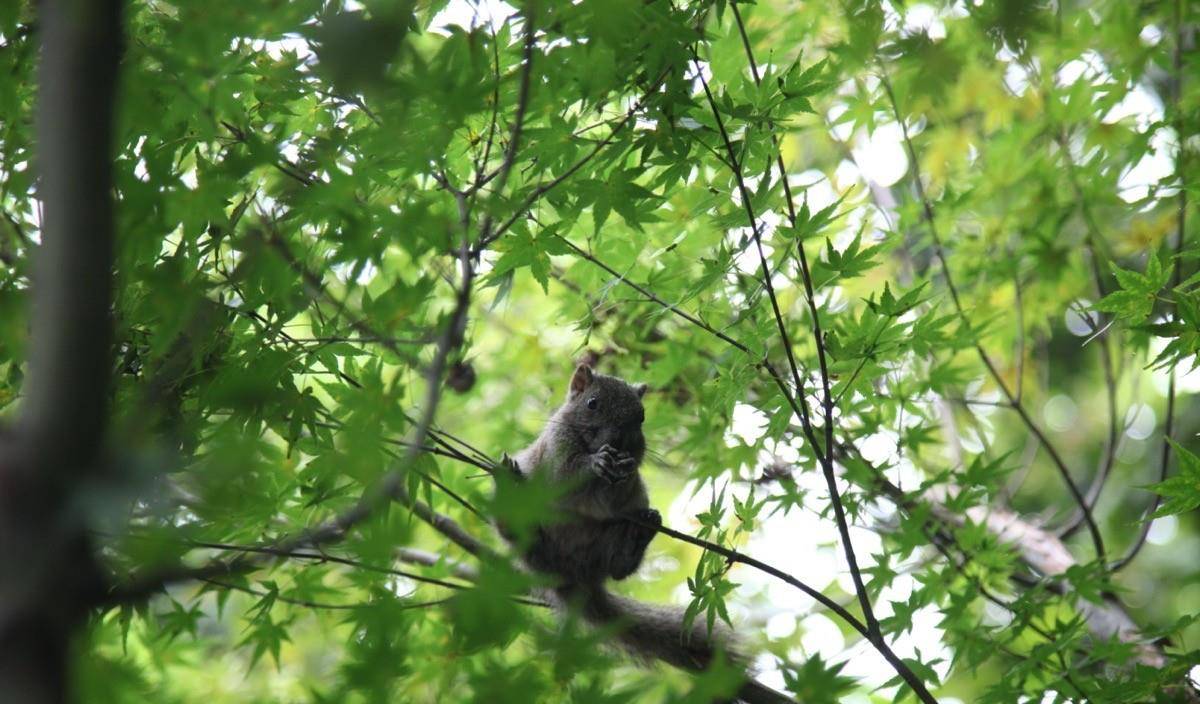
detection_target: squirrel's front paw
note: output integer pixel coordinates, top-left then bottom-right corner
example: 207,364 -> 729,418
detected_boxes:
498,452 -> 522,478
630,508 -> 661,527
591,445 -> 632,484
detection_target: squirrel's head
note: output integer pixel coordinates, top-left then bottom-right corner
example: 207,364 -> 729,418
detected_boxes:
561,364 -> 647,461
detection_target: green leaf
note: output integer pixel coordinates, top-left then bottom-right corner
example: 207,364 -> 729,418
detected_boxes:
1147,441 -> 1200,518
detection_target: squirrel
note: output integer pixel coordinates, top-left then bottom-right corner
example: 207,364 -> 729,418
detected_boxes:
500,364 -> 790,704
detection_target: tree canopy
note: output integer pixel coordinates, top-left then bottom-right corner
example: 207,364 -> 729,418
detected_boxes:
0,0 -> 1197,702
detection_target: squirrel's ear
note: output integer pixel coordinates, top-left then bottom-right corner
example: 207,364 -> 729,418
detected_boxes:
633,383 -> 648,398
568,364 -> 594,398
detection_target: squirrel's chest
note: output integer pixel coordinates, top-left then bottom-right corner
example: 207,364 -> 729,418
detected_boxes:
564,476 -> 648,519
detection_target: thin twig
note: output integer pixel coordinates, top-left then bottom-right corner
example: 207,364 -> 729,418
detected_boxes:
198,577 -> 447,612
1052,134 -> 1120,538
472,64 -> 675,256
476,4 -> 537,244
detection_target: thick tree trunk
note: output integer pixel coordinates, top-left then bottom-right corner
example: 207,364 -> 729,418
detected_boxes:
0,1 -> 122,702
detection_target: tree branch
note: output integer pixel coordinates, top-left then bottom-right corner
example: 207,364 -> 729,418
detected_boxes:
2,2 -> 123,702
876,67 -> 1107,565
1110,0 -> 1189,572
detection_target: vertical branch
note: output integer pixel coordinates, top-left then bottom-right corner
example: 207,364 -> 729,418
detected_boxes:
21,1 -> 120,469
1111,0 -> 1189,572
473,14 -> 504,187
696,11 -> 939,702
0,1 -> 123,703
476,2 -> 537,243
876,68 -> 1108,565
722,3 -> 875,632
1052,132 -> 1121,536
1012,253 -> 1026,403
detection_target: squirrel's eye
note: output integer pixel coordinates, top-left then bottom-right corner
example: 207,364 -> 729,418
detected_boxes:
586,397 -> 598,410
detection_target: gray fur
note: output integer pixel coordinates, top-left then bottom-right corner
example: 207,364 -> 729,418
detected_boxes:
501,365 -> 794,704
509,364 -> 658,585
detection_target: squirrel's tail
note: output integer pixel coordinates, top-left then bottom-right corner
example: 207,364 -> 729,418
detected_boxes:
556,584 -> 793,704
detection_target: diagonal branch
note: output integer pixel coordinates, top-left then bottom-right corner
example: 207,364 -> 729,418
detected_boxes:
693,33 -> 881,640
555,192 -> 1169,679
685,24 -> 933,697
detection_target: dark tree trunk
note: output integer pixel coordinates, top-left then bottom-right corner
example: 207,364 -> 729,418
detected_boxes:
0,1 -> 123,702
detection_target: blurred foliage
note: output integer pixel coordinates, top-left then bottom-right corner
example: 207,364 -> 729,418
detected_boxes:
1,0 -> 1198,701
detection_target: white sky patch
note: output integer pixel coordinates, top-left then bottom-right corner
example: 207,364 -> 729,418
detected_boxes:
880,1 -> 903,33
859,431 -> 900,466
965,416 -> 997,453
1002,61 -> 1031,96
429,0 -> 517,36
902,3 -> 946,40
1176,364 -> 1200,394
1119,127 -> 1177,204
231,36 -> 315,63
264,35 -> 313,62
852,122 -> 909,187
386,574 -> 417,598
1096,78 -> 1175,205
668,425 -> 949,696
796,612 -> 846,660
686,59 -> 714,94
754,653 -> 789,693
280,137 -> 303,165
765,437 -> 802,466
732,236 -> 773,276
745,504 -> 840,595
1147,515 -> 1178,545
331,259 -> 378,286
995,44 -> 1038,97
1056,50 -> 1108,88
790,169 -> 839,214
765,610 -> 797,640
1104,83 -> 1164,131
1140,24 -> 1164,46
982,597 -> 1013,627
826,103 -> 855,142
727,209 -> 781,275
1149,335 -> 1200,395
1065,298 -> 1099,336
667,477 -> 717,529
1123,403 -> 1157,440
885,457 -> 927,493
726,402 -> 769,446
815,285 -> 849,315
963,377 -> 1003,412
731,173 -> 770,208
877,574 -> 954,681
833,158 -> 861,190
